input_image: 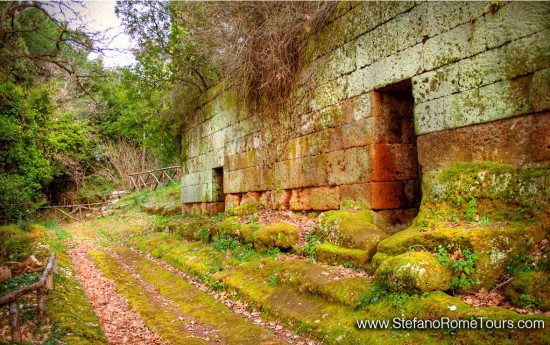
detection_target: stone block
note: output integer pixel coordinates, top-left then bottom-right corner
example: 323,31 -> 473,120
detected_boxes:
241,191 -> 262,205
225,194 -> 241,209
481,2 -> 550,49
271,189 -> 291,211
327,148 -> 363,185
341,118 -> 374,149
260,191 -> 272,208
423,16 -> 486,71
289,188 -> 310,211
340,183 -> 372,208
301,154 -> 329,187
417,112 -> 550,171
371,143 -> 418,182
370,182 -> 405,210
531,68 -> 550,113
182,184 -> 202,203
414,97 -> 447,134
375,252 -> 452,293
362,44 -> 424,92
310,186 -> 341,210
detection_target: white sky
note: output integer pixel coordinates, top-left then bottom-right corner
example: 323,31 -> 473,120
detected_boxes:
80,0 -> 136,67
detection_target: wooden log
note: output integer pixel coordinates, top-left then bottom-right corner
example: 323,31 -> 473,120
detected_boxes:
9,301 -> 22,342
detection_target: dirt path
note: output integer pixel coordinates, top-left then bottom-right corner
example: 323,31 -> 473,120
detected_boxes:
66,239 -> 318,344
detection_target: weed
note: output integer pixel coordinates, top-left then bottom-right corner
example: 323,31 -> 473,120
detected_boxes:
519,294 -> 541,309
465,198 -> 479,222
356,282 -> 389,309
210,212 -> 226,222
0,273 -> 40,295
198,227 -> 211,243
249,215 -> 259,224
303,229 -> 320,258
267,273 -> 278,287
211,235 -> 240,251
343,261 -> 354,269
307,212 -> 317,218
232,243 -> 256,263
265,247 -> 281,258
388,292 -> 410,308
437,245 -> 479,290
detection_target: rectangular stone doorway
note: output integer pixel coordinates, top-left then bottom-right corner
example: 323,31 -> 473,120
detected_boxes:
371,79 -> 421,230
212,167 -> 225,206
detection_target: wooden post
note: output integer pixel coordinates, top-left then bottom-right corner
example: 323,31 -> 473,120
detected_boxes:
9,301 -> 22,342
78,205 -> 82,222
37,287 -> 46,318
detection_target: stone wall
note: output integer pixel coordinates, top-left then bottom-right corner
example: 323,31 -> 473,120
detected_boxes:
180,1 -> 550,229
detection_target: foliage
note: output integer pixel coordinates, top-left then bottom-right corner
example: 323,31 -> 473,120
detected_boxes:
0,272 -> 40,295
0,225 -> 36,261
210,235 -> 240,252
518,294 -> 541,309
267,273 -> 278,287
304,229 -> 320,258
436,245 -> 479,290
356,282 -> 389,309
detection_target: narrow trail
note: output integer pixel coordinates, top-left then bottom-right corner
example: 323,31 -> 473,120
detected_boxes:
65,228 -> 318,345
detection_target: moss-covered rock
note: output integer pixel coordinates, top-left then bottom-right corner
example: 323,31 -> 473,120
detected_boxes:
225,201 -> 260,217
313,243 -> 371,268
504,270 -> 550,311
317,210 -> 388,258
420,162 -> 550,223
173,219 -> 210,241
243,222 -> 298,253
374,251 -> 452,293
216,216 -> 242,237
374,220 -> 547,290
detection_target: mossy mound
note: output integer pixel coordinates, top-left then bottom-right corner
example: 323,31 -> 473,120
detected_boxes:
216,216 -> 242,237
313,243 -> 371,268
374,220 -> 547,291
374,251 -> 452,293
173,219 -> 210,241
420,162 -> 550,223
0,224 -> 36,261
140,201 -> 181,216
504,270 -> 550,311
225,201 -> 260,217
317,209 -> 388,257
241,222 -> 298,253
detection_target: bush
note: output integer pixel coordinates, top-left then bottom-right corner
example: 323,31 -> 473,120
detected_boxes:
0,174 -> 33,223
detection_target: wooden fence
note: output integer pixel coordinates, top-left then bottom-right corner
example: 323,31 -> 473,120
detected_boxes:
0,252 -> 57,342
39,201 -> 107,223
128,166 -> 181,191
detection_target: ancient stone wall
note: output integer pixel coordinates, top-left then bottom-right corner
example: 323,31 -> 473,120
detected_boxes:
180,1 -> 550,230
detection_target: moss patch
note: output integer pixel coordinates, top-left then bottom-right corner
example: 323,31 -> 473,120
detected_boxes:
248,222 -> 299,253
89,250 -> 207,345
313,243 -> 371,268
113,248 -> 284,344
225,201 -> 260,217
374,252 -> 452,293
317,209 -> 387,257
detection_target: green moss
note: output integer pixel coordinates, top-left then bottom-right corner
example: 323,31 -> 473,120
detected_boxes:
313,243 -> 371,268
225,201 -> 260,217
89,250 -> 207,345
0,224 -> 36,261
249,222 -> 299,253
113,248 -> 282,344
317,210 -> 387,256
504,270 -> 550,311
374,252 -> 452,293
375,220 -> 547,291
422,162 -> 550,222
216,216 -> 242,237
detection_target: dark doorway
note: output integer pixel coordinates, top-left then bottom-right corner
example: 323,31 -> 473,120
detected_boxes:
212,167 -> 224,202
371,79 -> 421,216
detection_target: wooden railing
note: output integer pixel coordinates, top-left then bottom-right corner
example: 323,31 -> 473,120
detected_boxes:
39,201 -> 107,222
0,253 -> 57,342
128,166 -> 181,191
